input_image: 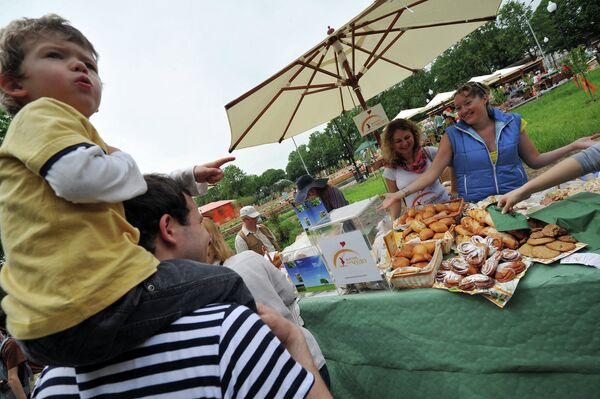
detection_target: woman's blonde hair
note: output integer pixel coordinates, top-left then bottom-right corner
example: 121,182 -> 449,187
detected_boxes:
203,218 -> 235,265
381,118 -> 422,167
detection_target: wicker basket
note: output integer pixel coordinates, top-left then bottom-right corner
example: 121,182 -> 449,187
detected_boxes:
386,241 -> 442,289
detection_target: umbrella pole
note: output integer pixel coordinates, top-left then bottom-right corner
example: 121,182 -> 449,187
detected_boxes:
292,137 -> 311,175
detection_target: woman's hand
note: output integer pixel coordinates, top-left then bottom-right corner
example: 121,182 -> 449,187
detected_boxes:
497,187 -> 529,214
380,191 -> 405,210
571,133 -> 600,151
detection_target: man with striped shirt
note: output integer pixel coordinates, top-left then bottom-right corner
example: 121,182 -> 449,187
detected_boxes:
32,175 -> 331,398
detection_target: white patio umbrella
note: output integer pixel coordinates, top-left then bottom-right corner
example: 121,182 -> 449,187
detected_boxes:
394,107 -> 424,120
226,0 -> 502,151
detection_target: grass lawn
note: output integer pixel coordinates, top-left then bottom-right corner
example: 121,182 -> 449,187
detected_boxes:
341,171 -> 388,203
514,68 -> 600,152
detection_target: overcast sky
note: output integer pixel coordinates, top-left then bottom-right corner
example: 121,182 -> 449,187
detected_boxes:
1,0 -> 540,176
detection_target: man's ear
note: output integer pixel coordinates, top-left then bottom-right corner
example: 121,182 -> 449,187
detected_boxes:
0,74 -> 27,98
158,214 -> 177,246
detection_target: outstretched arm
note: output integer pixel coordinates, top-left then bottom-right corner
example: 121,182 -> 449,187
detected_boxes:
498,157 -> 583,213
384,178 -> 403,220
381,135 -> 453,209
519,131 -> 600,169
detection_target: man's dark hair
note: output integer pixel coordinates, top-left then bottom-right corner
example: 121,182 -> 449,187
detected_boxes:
124,174 -> 191,253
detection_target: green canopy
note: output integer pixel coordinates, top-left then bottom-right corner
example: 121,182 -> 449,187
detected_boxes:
354,140 -> 378,156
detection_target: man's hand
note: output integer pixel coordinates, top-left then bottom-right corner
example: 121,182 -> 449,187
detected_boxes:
498,187 -> 529,214
193,156 -> 236,184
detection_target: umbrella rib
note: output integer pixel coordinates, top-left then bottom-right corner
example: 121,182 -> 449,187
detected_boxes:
333,47 -> 346,112
365,30 -> 405,71
353,15 -> 498,36
296,60 -> 342,81
362,9 -> 403,71
282,83 -> 338,91
277,47 -> 331,144
350,0 -> 429,31
340,39 -> 418,73
304,86 -> 339,96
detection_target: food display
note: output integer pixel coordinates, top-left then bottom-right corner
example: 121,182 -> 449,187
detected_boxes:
433,235 -> 531,307
540,177 -> 600,205
393,199 -> 463,242
386,241 -> 442,289
517,223 -> 587,264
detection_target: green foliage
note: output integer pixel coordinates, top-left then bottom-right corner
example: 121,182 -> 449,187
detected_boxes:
0,108 -> 10,146
562,45 -> 590,76
490,87 -> 508,106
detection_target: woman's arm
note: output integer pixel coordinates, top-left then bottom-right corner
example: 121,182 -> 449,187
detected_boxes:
498,157 -> 583,213
519,131 -> 600,169
381,135 -> 453,209
384,178 -> 403,219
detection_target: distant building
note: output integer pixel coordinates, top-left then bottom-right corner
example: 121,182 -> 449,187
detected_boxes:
199,200 -> 237,226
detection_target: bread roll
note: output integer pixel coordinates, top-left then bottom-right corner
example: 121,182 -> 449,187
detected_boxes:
419,228 -> 434,241
429,221 -> 448,233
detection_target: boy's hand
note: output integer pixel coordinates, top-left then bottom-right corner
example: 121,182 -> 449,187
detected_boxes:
193,156 -> 235,184
106,145 -> 121,154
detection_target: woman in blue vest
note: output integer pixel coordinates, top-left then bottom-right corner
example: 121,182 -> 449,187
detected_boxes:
381,82 -> 600,207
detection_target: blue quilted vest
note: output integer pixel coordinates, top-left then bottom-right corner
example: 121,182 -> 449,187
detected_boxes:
445,108 -> 527,202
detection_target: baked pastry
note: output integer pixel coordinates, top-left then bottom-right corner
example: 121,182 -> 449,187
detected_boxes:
457,242 -> 477,256
422,242 -> 436,254
413,261 -> 430,268
411,253 -> 432,264
433,232 -> 446,240
509,260 -> 527,275
480,226 -> 499,236
467,209 -> 495,226
440,217 -> 455,226
498,232 -> 519,249
455,235 -> 472,245
458,277 -> 476,291
518,243 -> 534,257
392,257 -> 410,269
542,223 -> 567,238
429,221 -> 448,233
455,225 -> 471,236
495,267 -> 516,283
529,231 -> 546,239
527,237 -> 556,245
465,247 -> 486,266
481,252 -> 502,276
467,265 -> 480,275
444,271 -> 463,288
461,217 -> 484,235
397,245 -> 414,259
531,246 -> 560,259
450,257 -> 470,275
459,274 -> 494,291
436,270 -> 451,283
409,220 -> 427,233
486,235 -> 504,255
413,244 -> 429,255
447,201 -> 461,212
500,249 -> 521,262
440,260 -> 452,270
545,241 -> 576,252
558,235 -> 577,243
419,228 -> 434,241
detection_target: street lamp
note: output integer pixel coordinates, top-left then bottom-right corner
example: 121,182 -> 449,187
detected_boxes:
524,2 -> 557,69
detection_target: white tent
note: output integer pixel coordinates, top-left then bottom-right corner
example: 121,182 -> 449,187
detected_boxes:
469,72 -> 500,85
394,107 -> 424,120
423,90 -> 456,111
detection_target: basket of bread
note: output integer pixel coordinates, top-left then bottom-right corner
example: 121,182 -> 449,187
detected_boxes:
386,240 -> 443,289
432,235 -> 531,307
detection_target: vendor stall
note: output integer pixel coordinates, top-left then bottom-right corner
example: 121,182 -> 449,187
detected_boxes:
299,192 -> 600,398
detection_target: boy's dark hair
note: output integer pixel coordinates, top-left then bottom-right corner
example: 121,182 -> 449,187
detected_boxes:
123,175 -> 192,254
0,14 -> 98,115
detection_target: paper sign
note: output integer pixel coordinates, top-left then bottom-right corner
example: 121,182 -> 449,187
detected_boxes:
293,198 -> 329,230
283,255 -> 336,293
317,230 -> 382,285
352,103 -> 390,136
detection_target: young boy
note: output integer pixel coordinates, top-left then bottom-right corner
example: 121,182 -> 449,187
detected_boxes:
0,14 -> 254,366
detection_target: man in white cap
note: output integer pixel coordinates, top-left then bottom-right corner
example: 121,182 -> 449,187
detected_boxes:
235,205 -> 281,255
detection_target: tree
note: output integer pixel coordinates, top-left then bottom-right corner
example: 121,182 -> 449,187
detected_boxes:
286,144 -> 312,182
259,169 -> 287,190
0,109 -> 10,146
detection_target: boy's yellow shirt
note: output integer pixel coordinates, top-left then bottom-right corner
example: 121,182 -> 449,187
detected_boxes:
0,98 -> 159,340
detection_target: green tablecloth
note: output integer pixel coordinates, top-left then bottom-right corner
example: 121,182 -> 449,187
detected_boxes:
301,264 -> 600,398
300,192 -> 600,398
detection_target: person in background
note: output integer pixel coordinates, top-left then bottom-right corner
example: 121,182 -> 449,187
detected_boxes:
381,118 -> 451,219
498,141 -> 600,213
0,328 -> 31,399
235,205 -> 281,255
294,174 -> 349,212
203,218 -> 330,387
381,82 -> 600,209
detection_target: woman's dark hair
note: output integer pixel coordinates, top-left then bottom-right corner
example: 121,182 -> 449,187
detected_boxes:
123,174 -> 191,253
454,81 -> 495,119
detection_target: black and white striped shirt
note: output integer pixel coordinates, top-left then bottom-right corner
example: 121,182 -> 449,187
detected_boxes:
32,304 -> 314,398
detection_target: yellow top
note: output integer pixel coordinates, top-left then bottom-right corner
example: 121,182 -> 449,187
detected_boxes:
488,119 -> 527,165
0,98 -> 159,339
